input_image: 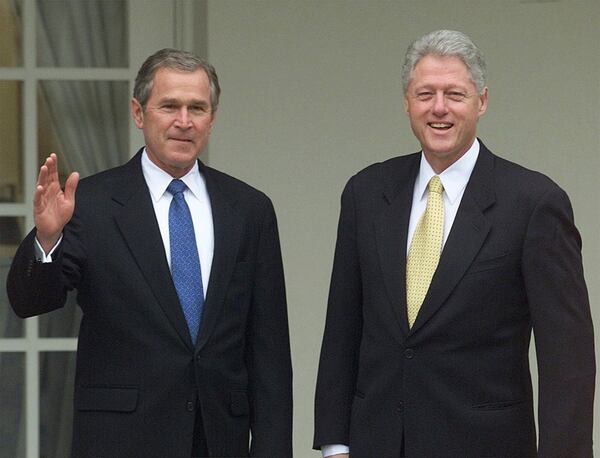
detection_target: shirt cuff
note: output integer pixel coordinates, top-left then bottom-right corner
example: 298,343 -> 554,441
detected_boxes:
34,234 -> 63,263
322,444 -> 349,457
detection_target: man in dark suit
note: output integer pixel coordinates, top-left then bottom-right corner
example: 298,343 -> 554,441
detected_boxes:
313,30 -> 594,457
7,49 -> 292,457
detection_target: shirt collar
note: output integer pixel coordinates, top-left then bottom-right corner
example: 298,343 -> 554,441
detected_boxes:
141,148 -> 206,202
415,139 -> 480,204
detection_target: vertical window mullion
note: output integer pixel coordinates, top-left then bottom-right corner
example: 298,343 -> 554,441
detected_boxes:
25,340 -> 39,458
22,1 -> 38,457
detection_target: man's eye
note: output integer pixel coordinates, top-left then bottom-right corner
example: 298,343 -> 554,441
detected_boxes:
446,92 -> 467,102
416,92 -> 433,101
161,104 -> 177,111
190,106 -> 208,114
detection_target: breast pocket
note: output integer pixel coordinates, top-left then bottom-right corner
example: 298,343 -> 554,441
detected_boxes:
465,252 -> 510,276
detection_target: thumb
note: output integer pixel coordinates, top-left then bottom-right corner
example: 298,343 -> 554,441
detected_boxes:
64,172 -> 80,202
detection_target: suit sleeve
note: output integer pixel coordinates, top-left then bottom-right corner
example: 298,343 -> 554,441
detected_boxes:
246,197 -> 293,457
522,185 -> 595,457
7,208 -> 86,318
313,179 -> 363,449
7,230 -> 67,318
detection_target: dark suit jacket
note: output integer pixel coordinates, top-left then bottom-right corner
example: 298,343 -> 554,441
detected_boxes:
8,150 -> 293,457
314,141 -> 594,457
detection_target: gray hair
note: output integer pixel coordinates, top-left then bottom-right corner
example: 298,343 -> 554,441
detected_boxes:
133,48 -> 221,112
401,30 -> 487,95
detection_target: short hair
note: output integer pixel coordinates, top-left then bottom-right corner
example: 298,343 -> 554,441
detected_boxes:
133,48 -> 221,112
401,30 -> 487,95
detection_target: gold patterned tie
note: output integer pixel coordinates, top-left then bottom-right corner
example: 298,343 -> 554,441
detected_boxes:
406,175 -> 444,328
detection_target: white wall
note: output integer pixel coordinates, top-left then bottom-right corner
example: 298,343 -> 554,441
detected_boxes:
205,1 -> 600,455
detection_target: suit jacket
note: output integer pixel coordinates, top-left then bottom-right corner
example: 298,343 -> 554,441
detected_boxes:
8,150 -> 293,457
313,141 -> 595,457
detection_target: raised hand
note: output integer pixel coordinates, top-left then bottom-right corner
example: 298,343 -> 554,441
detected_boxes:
34,153 -> 79,254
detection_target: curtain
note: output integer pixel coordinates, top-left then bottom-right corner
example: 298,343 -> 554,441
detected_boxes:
34,1 -> 128,456
0,1 -> 25,457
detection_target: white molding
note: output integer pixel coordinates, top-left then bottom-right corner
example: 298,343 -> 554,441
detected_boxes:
1,1 -> 178,457
0,338 -> 78,352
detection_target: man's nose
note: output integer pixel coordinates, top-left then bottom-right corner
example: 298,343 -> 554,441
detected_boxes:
174,107 -> 191,127
432,92 -> 449,115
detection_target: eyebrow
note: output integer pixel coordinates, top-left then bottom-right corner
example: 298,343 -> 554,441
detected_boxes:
413,84 -> 470,92
157,97 -> 210,106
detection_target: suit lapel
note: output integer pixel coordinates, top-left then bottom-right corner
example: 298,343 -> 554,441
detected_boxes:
410,144 -> 496,333
195,163 -> 244,351
374,155 -> 420,338
111,152 -> 193,349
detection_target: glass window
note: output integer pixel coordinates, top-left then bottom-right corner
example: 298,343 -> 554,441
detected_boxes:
0,216 -> 25,338
36,0 -> 128,68
37,80 -> 128,337
0,352 -> 25,458
0,81 -> 23,203
0,0 -> 22,67
38,80 -> 129,178
40,352 -> 76,458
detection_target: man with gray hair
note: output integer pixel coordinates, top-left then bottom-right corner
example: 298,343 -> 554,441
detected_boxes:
8,48 -> 293,457
314,30 -> 594,457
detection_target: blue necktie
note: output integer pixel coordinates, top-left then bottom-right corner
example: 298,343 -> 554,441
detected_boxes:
167,179 -> 204,345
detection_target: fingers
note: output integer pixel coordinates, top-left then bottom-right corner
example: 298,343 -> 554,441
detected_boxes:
36,153 -> 56,187
36,164 -> 48,188
33,184 -> 44,208
46,153 -> 58,180
36,154 -> 80,206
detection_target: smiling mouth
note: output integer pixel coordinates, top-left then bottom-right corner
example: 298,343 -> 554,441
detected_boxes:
428,122 -> 453,130
170,138 -> 193,142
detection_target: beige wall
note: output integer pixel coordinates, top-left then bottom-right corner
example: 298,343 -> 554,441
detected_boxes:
205,0 -> 600,454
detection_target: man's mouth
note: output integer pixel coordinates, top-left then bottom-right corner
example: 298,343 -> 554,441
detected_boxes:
428,122 -> 453,130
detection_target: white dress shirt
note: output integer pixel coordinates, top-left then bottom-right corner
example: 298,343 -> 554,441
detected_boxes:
35,149 -> 214,299
141,150 -> 214,297
321,139 -> 480,458
406,139 -> 479,253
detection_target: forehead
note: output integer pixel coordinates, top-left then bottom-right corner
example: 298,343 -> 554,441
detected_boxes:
409,55 -> 475,90
149,67 -> 210,99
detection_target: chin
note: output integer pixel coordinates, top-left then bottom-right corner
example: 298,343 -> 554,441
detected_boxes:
425,143 -> 455,156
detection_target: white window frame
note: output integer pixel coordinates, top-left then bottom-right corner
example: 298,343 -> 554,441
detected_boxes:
0,1 -> 199,456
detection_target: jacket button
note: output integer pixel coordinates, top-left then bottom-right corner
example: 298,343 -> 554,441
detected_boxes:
186,401 -> 194,412
397,401 -> 404,413
404,348 -> 414,359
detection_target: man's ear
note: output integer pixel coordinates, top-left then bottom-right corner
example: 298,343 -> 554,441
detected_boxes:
209,111 -> 216,132
131,98 -> 144,129
478,87 -> 489,117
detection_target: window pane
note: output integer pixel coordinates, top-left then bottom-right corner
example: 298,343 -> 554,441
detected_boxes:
38,80 -> 129,180
0,0 -> 22,67
0,352 -> 25,458
37,79 -> 128,337
40,352 -> 76,458
36,0 -> 128,68
1,216 -> 25,337
0,81 -> 23,203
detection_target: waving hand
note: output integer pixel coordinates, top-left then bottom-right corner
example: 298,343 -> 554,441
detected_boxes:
34,153 -> 79,254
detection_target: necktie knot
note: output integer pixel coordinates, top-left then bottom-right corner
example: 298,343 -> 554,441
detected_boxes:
428,175 -> 443,195
167,179 -> 187,196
